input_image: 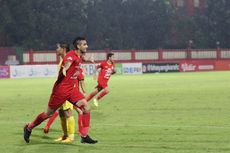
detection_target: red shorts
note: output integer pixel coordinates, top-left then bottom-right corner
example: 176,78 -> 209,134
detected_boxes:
48,88 -> 85,110
96,79 -> 108,90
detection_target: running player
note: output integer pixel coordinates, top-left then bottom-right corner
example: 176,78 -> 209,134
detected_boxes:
23,37 -> 97,144
86,52 -> 116,106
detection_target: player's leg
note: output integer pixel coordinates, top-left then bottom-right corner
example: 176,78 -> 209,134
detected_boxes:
61,108 -> 75,142
54,108 -> 68,141
44,111 -> 59,134
27,107 -> 56,130
76,107 -> 83,135
96,86 -> 110,101
86,89 -> 100,102
24,93 -> 66,143
89,86 -> 103,107
74,99 -> 97,144
24,107 -> 56,143
70,90 -> 97,144
93,85 -> 109,107
73,100 -> 87,137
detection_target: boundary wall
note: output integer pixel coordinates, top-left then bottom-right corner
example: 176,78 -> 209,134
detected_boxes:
1,60 -> 230,79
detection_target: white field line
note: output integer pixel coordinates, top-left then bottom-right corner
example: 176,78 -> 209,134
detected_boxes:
1,120 -> 229,129
91,123 -> 230,129
92,123 -> 230,129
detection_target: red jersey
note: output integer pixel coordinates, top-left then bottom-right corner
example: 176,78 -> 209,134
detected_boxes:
53,50 -> 82,94
78,68 -> 84,81
97,61 -> 115,81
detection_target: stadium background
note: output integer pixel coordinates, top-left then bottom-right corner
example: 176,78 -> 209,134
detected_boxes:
1,47 -> 230,79
1,1 -> 230,152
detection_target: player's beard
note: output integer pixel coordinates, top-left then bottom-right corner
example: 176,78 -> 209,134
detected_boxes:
57,53 -> 60,56
80,50 -> 86,54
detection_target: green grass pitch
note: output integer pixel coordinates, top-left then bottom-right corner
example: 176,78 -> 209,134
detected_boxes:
0,71 -> 230,153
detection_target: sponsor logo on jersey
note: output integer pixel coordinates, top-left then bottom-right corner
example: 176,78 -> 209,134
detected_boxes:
67,57 -> 73,61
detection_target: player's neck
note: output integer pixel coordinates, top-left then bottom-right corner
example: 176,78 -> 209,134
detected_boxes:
60,53 -> 65,59
75,50 -> 81,57
107,60 -> 113,65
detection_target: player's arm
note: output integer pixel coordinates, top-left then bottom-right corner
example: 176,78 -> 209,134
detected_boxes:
112,68 -> 116,75
93,66 -> 100,80
93,62 -> 102,79
111,63 -> 116,75
62,61 -> 72,76
82,54 -> 94,63
79,80 -> 86,96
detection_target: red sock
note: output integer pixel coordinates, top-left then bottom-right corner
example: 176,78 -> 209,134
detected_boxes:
80,112 -> 90,137
86,93 -> 95,102
44,111 -> 58,129
28,112 -> 49,130
83,112 -> 90,127
78,113 -> 83,135
96,90 -> 108,100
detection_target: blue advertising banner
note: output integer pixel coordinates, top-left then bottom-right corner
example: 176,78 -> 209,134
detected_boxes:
122,63 -> 142,74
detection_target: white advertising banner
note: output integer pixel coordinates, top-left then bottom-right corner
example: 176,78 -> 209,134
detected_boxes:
10,65 -> 58,78
81,64 -> 97,76
122,63 -> 142,74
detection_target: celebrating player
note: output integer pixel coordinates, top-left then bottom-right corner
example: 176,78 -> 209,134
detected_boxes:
86,52 -> 116,106
43,42 -> 79,143
23,37 -> 97,144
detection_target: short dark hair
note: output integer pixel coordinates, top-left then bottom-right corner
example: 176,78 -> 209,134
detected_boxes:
58,41 -> 70,52
72,37 -> 86,49
107,52 -> 114,59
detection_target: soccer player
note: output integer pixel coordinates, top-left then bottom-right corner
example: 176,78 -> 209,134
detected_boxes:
44,47 -> 93,138
43,42 -> 77,143
86,52 -> 116,106
23,37 -> 97,144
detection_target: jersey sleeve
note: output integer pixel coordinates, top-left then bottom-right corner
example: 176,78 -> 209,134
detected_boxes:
63,54 -> 74,63
96,62 -> 104,69
78,69 -> 85,80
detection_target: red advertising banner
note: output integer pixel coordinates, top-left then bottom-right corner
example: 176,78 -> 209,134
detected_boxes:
179,60 -> 215,72
0,66 -> 10,78
215,60 -> 230,71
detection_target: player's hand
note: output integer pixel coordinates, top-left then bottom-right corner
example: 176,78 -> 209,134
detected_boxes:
112,69 -> 116,75
62,68 -> 67,76
89,54 -> 94,63
90,59 -> 94,63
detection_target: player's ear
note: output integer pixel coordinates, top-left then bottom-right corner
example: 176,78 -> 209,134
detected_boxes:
77,44 -> 80,50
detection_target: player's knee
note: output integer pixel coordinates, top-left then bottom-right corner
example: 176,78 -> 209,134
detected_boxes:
105,88 -> 110,93
94,90 -> 99,95
64,109 -> 73,117
58,109 -> 64,117
82,102 -> 91,113
78,109 -> 83,115
83,105 -> 91,113
97,87 -> 102,92
46,108 -> 56,117
75,99 -> 90,112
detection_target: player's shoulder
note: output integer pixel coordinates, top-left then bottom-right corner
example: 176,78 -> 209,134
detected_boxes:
101,61 -> 107,65
97,61 -> 103,66
66,50 -> 75,56
63,50 -> 76,61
